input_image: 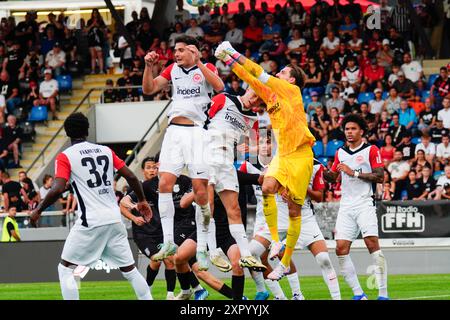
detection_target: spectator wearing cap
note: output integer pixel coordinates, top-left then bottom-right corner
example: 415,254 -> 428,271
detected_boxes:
393,71 -> 415,100
326,87 -> 344,114
430,67 -> 450,109
398,99 -> 417,132
45,42 -> 66,76
364,59 -> 385,90
306,91 -> 323,118
342,93 -> 359,114
377,39 -> 394,72
401,52 -> 423,84
437,97 -> 450,129
34,69 -> 58,120
369,88 -> 384,120
436,135 -> 450,169
388,113 -> 407,147
340,76 -> 355,100
415,134 -> 436,164
396,130 -> 416,162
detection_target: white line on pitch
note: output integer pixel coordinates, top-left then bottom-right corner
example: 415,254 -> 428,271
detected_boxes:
398,294 -> 450,300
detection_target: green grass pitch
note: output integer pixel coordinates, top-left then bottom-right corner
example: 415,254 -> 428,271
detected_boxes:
0,274 -> 449,300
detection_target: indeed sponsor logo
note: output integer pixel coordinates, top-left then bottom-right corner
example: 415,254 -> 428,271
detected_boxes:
177,87 -> 201,95
225,113 -> 246,131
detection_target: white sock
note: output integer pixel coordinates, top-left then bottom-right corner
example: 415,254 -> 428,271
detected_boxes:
249,239 -> 267,257
338,254 -> 363,296
286,272 -> 302,296
371,250 -> 388,298
58,263 -> 79,300
159,193 -> 175,243
265,278 -> 286,299
195,205 -> 208,252
207,218 -> 217,251
122,267 -> 153,300
251,271 -> 266,293
182,289 -> 191,294
229,223 -> 251,257
315,252 -> 341,300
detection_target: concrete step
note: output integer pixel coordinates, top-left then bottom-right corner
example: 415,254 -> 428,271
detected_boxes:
423,59 -> 449,69
84,74 -> 122,82
8,169 -> 23,179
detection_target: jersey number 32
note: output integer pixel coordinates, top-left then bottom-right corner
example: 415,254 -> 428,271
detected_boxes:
81,156 -> 111,188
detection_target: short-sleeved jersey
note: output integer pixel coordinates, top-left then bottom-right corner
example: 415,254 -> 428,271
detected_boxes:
302,159 -> 326,221
55,141 -> 125,228
161,62 -> 217,126
239,161 -> 289,229
208,93 -> 258,145
331,143 -> 383,207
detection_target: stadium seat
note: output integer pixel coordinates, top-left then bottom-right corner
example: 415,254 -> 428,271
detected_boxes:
382,91 -> 389,100
303,95 -> 312,108
427,74 -> 439,89
56,74 -> 73,93
325,140 -> 344,157
411,137 -> 422,145
421,90 -> 431,102
312,141 -> 324,157
358,92 -> 375,104
28,106 -> 48,122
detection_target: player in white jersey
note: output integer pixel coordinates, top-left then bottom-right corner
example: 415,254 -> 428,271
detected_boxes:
323,114 -> 389,300
206,91 -> 266,273
30,113 -> 153,300
142,35 -> 224,268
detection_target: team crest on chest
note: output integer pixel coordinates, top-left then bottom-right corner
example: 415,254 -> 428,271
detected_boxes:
356,155 -> 365,164
193,73 -> 203,83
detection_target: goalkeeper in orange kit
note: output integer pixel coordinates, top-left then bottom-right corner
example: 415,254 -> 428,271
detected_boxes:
214,42 -> 316,280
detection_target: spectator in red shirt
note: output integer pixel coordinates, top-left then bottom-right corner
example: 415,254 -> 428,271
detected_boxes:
364,59 -> 385,89
243,15 -> 262,52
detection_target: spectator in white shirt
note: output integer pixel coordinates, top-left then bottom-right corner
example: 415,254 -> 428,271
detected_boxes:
369,88 -> 385,118
428,165 -> 450,200
173,0 -> 191,27
215,59 -> 231,82
437,97 -> 450,129
415,134 -> 436,163
401,52 -> 423,83
387,150 -> 411,199
34,69 -> 59,120
45,42 -> 66,76
321,30 -> 340,58
436,135 -> 450,168
185,18 -> 204,39
224,19 -> 243,48
168,23 -> 184,48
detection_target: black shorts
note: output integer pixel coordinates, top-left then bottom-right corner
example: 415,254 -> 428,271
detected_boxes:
174,219 -> 197,247
216,235 -> 236,256
134,237 -> 162,259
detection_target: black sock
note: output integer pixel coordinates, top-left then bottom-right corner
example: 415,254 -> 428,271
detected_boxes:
177,272 -> 191,291
232,275 -> 245,300
218,283 -> 233,299
189,271 -> 200,288
146,265 -> 159,287
165,269 -> 176,292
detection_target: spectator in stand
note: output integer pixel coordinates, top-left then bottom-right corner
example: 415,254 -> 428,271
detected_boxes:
401,52 -> 424,84
377,39 -> 394,73
397,131 -> 416,163
405,170 -> 426,200
243,15 -> 263,52
3,114 -> 22,168
2,171 -> 28,212
428,165 -> 450,200
45,42 -> 66,76
415,134 -> 436,163
364,59 -> 385,90
327,107 -> 345,141
321,30 -> 340,59
393,71 -> 415,100
136,21 -> 159,58
436,135 -> 450,169
430,67 -> 450,109
310,105 -> 330,148
85,9 -> 106,74
185,18 -> 204,40
18,171 -> 36,192
34,69 -> 58,120
215,57 -> 231,82
224,19 -> 243,50
359,102 -> 375,124
1,207 -> 20,242
342,56 -> 361,90
268,33 -> 287,66
173,0 -> 191,27
306,91 -> 323,118
285,29 -> 304,61
326,87 -> 345,114
19,47 -> 43,82
232,2 -> 246,29
227,79 -> 245,96
388,113 -> 407,147
338,15 -> 357,41
168,23 -> 184,48
326,61 -> 343,95
387,150 -> 411,200
369,88 -> 384,120
412,149 -> 432,172
418,98 -> 436,131
380,134 -> 396,165
348,29 -> 362,54
387,64 -> 401,87
40,25 -> 58,58
102,79 -> 118,103
378,110 -> 391,141
0,70 -> 21,115
408,94 -> 426,116
419,166 -> 436,199
304,58 -> 323,95
117,67 -> 139,102
153,84 -> 171,101
384,87 -> 402,115
118,34 -> 133,69
130,58 -> 144,86
430,118 -> 449,144
3,41 -> 23,83
398,99 -> 417,133
204,20 -> 224,46
340,76 -> 355,100
437,97 -> 450,129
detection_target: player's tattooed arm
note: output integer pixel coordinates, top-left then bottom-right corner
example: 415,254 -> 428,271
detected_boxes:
357,167 -> 384,183
323,169 -> 339,183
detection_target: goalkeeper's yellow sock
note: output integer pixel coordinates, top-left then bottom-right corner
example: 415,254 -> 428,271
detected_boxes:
262,194 -> 279,242
281,215 -> 302,267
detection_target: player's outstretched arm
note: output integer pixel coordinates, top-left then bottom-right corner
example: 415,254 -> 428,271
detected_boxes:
142,51 -> 169,95
118,166 -> 153,222
30,177 -> 67,225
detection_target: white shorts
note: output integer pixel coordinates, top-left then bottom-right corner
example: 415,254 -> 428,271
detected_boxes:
290,218 -> 325,250
159,124 -> 209,179
61,222 -> 134,268
335,203 -> 379,242
253,219 -> 287,243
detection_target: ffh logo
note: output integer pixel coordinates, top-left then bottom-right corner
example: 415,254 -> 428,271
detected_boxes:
382,206 -> 425,233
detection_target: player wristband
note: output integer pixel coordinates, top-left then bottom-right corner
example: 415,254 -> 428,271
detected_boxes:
353,171 -> 360,178
224,56 -> 236,67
